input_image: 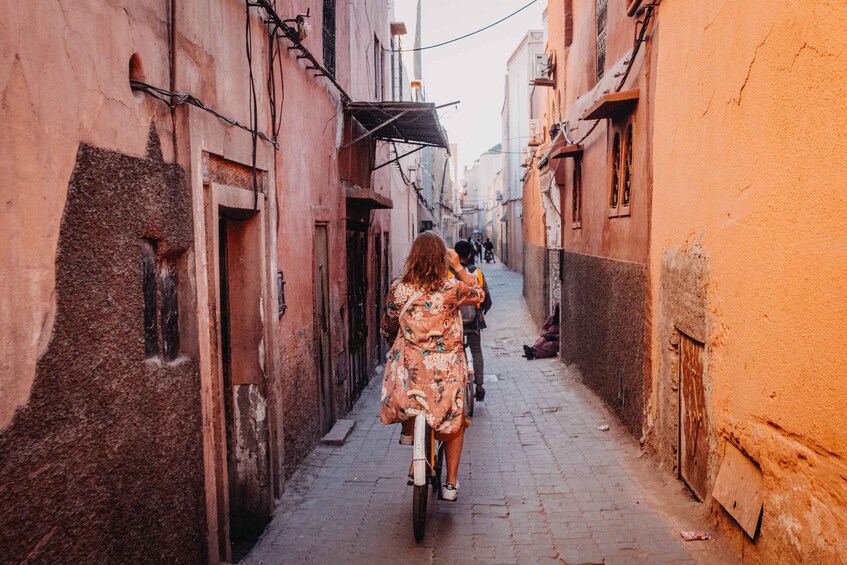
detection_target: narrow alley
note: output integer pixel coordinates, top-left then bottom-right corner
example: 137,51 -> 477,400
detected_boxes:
245,263 -> 729,565
3,1 -> 847,563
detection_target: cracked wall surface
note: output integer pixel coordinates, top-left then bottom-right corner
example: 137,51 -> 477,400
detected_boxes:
650,2 -> 847,561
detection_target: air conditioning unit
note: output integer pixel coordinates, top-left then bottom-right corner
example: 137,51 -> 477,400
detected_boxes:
528,119 -> 543,146
533,53 -> 550,81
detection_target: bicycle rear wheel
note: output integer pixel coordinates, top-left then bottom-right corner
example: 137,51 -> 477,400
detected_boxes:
412,423 -> 432,542
412,484 -> 427,541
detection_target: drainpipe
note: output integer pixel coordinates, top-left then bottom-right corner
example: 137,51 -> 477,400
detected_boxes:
169,0 -> 178,158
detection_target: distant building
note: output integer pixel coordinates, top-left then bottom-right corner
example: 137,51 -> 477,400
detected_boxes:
500,30 -> 545,272
460,144 -> 502,242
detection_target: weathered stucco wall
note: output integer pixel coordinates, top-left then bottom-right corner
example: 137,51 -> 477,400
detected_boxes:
650,2 -> 847,561
547,0 -> 657,439
560,251 -> 646,436
0,134 -> 206,563
0,0 -> 181,431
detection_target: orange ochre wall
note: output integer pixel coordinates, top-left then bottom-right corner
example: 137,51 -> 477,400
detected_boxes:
650,1 -> 847,561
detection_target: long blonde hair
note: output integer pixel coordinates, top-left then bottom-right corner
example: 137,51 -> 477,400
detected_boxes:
401,232 -> 448,292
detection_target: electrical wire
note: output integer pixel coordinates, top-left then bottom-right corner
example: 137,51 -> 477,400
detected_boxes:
130,80 -> 277,145
394,0 -> 541,53
267,0 -> 285,141
564,3 -> 657,147
246,2 -> 260,209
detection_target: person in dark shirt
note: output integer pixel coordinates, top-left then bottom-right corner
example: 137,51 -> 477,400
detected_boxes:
453,240 -> 493,400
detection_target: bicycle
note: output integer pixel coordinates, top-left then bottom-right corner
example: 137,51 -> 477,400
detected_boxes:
464,335 -> 476,417
410,344 -> 475,541
410,414 -> 445,542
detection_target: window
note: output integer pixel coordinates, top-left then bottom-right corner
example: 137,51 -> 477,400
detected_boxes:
609,119 -> 634,217
391,35 -> 405,101
374,36 -> 385,100
142,239 -> 180,362
596,0 -> 607,81
323,0 -> 336,76
610,132 -> 621,209
572,156 -> 582,228
564,0 -> 574,47
622,123 -> 633,208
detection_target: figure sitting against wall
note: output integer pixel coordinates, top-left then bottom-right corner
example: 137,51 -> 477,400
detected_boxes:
523,302 -> 560,360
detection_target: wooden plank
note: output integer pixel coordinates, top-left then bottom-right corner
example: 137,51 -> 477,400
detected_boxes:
551,144 -> 584,159
581,89 -> 639,120
713,442 -> 764,539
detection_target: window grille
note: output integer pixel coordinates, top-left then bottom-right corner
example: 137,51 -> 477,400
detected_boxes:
596,0 -> 607,81
323,0 -> 336,77
623,124 -> 633,207
572,157 -> 582,227
610,132 -> 621,208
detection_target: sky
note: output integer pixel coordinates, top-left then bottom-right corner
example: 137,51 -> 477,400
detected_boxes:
392,0 -> 546,173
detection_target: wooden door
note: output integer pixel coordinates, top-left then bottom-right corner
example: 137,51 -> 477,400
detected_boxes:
679,333 -> 708,500
315,225 -> 334,433
346,229 -> 369,402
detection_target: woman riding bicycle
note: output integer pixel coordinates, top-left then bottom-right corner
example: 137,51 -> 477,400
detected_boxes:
380,232 -> 485,501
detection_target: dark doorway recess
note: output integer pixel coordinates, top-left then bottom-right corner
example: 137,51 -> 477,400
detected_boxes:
315,224 -> 334,434
218,209 -> 271,561
346,228 -> 369,404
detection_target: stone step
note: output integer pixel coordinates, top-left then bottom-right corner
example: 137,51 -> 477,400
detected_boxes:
320,419 -> 356,446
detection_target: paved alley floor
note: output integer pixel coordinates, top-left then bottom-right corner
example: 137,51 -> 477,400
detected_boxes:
245,262 -> 732,565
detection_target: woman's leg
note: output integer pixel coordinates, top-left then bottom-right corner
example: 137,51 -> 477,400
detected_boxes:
435,428 -> 464,484
401,419 -> 415,435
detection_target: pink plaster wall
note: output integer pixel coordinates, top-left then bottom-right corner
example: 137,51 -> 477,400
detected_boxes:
556,0 -> 654,263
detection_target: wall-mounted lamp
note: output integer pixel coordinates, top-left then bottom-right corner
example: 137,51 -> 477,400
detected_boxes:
284,9 -> 311,41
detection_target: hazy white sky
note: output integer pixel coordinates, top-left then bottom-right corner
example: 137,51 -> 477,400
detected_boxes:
392,0 -> 545,173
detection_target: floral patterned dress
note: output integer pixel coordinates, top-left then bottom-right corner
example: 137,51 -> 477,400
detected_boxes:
379,269 -> 485,434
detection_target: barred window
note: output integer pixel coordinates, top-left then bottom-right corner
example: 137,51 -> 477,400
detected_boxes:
323,0 -> 336,76
572,157 -> 582,228
610,132 -> 621,209
609,119 -> 634,217
596,0 -> 607,81
622,123 -> 633,208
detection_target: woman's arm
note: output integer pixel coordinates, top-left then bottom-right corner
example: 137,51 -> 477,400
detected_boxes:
447,249 -> 485,306
380,279 -> 401,338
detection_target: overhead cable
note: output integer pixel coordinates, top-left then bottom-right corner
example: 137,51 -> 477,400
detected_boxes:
395,0 -> 540,53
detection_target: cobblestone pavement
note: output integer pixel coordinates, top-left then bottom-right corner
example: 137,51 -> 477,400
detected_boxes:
245,263 -> 733,565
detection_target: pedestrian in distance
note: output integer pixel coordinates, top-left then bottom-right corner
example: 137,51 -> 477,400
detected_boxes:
453,240 -> 492,401
483,238 -> 495,263
466,236 -> 477,263
380,232 -> 485,501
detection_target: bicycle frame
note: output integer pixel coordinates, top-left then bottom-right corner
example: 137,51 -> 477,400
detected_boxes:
412,414 -> 428,487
